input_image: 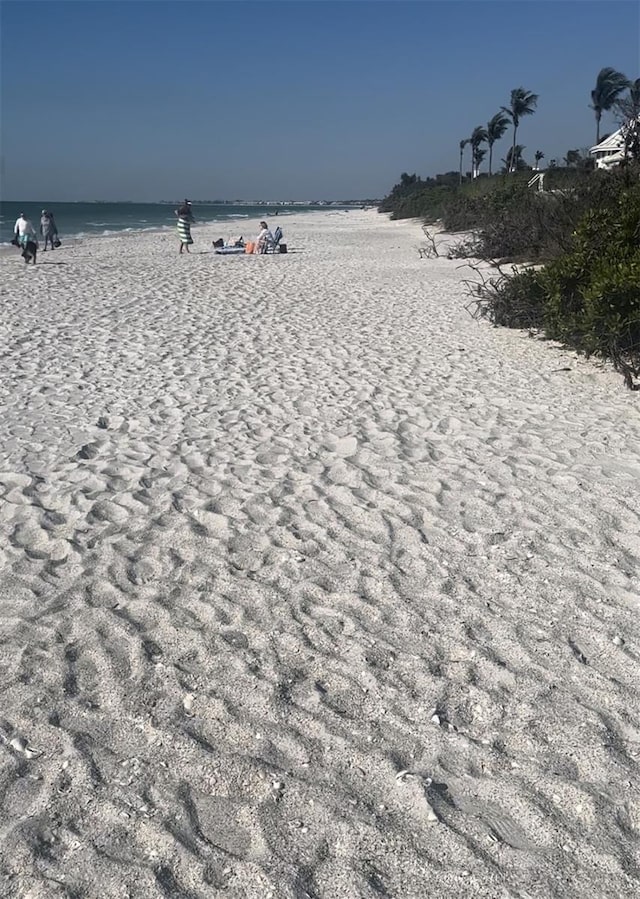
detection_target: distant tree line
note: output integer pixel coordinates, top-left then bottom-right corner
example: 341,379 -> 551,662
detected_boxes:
453,68 -> 637,182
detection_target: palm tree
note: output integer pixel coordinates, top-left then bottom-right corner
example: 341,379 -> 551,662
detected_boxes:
486,112 -> 510,175
502,145 -> 527,173
470,126 -> 488,178
473,148 -> 487,178
459,138 -> 470,184
563,149 -> 582,167
613,77 -> 640,124
501,87 -> 538,172
591,67 -> 630,144
534,150 -> 544,170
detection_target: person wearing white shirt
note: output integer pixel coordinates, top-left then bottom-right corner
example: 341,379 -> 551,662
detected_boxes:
14,213 -> 36,247
256,220 -> 273,254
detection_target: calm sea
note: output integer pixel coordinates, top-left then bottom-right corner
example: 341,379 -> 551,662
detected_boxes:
0,201 -> 351,245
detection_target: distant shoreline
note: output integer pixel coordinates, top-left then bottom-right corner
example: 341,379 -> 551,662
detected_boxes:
0,201 -> 365,246
1,199 -> 377,207
0,207 -> 359,255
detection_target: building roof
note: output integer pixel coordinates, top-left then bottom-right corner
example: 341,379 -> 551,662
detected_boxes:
590,118 -> 640,155
589,128 -> 624,155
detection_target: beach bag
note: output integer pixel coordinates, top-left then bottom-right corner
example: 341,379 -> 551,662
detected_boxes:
53,238 -> 61,248
245,241 -> 256,254
279,244 -> 287,254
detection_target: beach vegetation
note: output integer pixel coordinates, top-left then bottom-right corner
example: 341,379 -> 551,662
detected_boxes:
379,65 -> 640,385
486,112 -> 510,176
560,148 -> 594,171
470,126 -> 488,178
614,77 -> 640,163
501,87 -> 538,172
467,168 -> 640,387
501,144 -> 528,173
591,67 -> 630,143
379,171 -> 458,220
459,139 -> 470,184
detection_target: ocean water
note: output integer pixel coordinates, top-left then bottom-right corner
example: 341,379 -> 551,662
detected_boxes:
0,201 -> 350,245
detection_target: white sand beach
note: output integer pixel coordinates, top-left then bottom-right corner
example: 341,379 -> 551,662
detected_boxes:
1,210 -> 639,898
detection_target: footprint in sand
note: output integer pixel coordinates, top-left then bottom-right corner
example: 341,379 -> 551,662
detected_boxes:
323,435 -> 359,457
12,522 -> 50,556
89,500 -> 129,525
221,630 -> 250,650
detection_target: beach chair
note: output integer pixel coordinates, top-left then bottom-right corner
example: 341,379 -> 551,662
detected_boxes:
264,226 -> 283,253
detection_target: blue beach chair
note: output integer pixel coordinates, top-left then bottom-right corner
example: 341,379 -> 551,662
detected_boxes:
264,226 -> 283,253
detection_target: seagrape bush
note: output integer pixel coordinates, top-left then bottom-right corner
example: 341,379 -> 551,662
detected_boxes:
444,169 -> 636,263
443,178 -> 546,260
384,186 -> 455,221
378,172 -> 459,222
379,165 -> 640,383
381,169 -> 604,262
475,172 -> 640,385
542,185 -> 640,351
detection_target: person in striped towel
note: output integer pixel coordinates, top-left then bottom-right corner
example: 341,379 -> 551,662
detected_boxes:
175,199 -> 195,254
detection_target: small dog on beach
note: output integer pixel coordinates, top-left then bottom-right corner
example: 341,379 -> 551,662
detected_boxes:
21,241 -> 38,265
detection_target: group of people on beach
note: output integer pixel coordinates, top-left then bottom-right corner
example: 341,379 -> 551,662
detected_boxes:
12,210 -> 59,264
175,200 -> 281,255
12,201 -> 280,263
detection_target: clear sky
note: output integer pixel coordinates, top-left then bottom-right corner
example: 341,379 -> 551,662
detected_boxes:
1,0 -> 638,201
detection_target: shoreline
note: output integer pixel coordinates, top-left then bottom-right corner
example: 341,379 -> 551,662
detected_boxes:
0,207 -> 357,257
1,209 -> 639,897
0,205 -> 360,249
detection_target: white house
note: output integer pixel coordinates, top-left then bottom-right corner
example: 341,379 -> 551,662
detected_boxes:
589,126 -> 627,169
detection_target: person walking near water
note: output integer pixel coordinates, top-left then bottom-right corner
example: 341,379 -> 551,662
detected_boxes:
175,199 -> 194,254
40,209 -> 58,251
13,212 -> 38,264
14,212 -> 37,247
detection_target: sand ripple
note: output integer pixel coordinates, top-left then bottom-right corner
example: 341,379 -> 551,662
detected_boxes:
0,212 -> 639,897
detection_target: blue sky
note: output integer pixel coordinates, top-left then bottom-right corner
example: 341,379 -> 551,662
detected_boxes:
1,0 -> 638,201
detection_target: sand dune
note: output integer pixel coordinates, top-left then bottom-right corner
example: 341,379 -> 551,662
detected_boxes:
0,210 -> 638,897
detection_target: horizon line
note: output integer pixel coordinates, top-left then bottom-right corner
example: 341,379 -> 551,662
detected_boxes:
1,198 -> 380,205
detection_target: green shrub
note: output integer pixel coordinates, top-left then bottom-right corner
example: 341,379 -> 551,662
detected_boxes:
472,266 -> 547,330
387,186 -> 455,222
379,163 -> 640,384
444,180 -> 550,260
380,165 -> 639,264
582,259 -> 640,354
378,172 -> 458,221
473,174 -> 640,385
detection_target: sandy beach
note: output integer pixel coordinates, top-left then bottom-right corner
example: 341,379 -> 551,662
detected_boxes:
1,209 -> 639,898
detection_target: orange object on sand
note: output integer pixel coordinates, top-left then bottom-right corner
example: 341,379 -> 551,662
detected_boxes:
244,241 -> 256,254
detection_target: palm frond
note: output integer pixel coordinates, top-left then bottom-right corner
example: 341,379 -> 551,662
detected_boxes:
509,87 -> 538,117
470,126 -> 488,148
487,112 -> 510,144
591,67 -> 630,112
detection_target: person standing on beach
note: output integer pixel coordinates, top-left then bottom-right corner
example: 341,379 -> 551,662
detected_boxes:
40,209 -> 58,251
14,212 -> 37,248
175,199 -> 195,254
